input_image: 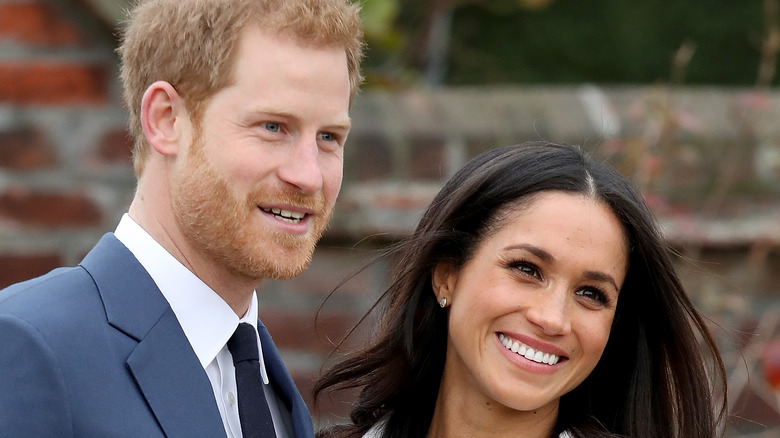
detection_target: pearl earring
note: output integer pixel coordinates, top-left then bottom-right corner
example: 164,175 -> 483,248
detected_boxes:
439,297 -> 447,308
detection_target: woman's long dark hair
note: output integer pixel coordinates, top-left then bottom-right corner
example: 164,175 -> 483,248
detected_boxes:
314,141 -> 727,438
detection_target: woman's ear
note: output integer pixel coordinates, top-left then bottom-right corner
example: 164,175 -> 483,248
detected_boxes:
140,81 -> 188,157
432,263 -> 458,304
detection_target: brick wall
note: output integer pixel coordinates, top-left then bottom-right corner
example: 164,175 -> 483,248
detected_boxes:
1,0 -> 779,435
0,0 -> 129,288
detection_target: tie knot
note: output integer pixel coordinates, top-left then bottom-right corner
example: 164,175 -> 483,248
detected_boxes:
227,323 -> 259,364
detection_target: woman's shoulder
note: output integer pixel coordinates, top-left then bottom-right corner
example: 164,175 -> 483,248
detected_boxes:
360,417 -> 387,438
359,417 -> 573,438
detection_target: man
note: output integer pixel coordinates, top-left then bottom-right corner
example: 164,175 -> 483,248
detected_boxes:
0,0 -> 363,437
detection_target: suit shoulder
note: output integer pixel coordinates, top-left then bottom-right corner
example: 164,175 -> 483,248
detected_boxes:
0,266 -> 100,324
0,311 -> 74,436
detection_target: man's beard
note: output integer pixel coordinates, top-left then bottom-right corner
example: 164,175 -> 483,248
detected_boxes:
170,138 -> 331,282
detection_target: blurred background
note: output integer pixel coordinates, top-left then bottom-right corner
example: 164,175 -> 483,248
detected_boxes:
0,0 -> 778,436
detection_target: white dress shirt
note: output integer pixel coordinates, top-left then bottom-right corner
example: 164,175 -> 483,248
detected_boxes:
115,214 -> 293,438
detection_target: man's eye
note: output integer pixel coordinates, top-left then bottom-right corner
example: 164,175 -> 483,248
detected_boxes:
262,122 -> 280,132
319,132 -> 336,142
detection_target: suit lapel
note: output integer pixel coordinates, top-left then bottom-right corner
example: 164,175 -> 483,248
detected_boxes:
81,234 -> 226,438
257,321 -> 314,438
127,308 -> 226,438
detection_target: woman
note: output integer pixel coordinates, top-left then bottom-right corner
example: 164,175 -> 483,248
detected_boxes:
315,141 -> 727,438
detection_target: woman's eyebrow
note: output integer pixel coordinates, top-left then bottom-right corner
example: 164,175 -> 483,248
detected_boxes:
501,244 -> 554,264
583,271 -> 620,292
503,243 -> 620,292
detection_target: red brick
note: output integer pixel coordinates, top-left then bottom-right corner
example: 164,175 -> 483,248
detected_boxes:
277,247 -> 385,297
97,128 -> 133,164
0,62 -> 108,105
346,133 -> 393,181
0,3 -> 86,47
0,253 -> 63,289
0,187 -> 102,227
258,309 -> 366,354
0,128 -> 57,169
289,371 -> 317,412
290,369 -> 359,418
409,135 -> 446,180
729,384 -> 780,428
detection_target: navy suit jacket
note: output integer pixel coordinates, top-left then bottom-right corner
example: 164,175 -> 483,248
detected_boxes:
0,234 -> 314,438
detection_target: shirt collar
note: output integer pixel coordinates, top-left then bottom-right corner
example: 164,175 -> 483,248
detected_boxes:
114,214 -> 267,382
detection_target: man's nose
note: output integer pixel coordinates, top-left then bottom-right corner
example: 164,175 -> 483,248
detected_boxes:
277,137 -> 323,194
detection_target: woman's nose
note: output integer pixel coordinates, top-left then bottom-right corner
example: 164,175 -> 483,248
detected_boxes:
524,289 -> 572,336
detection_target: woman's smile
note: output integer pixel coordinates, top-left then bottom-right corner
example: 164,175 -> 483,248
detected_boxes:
498,333 -> 562,366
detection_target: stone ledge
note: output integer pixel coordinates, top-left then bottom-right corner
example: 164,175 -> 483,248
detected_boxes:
329,182 -> 780,248
350,86 -> 780,141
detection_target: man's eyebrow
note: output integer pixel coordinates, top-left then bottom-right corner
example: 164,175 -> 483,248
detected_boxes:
325,117 -> 352,131
248,108 -> 351,130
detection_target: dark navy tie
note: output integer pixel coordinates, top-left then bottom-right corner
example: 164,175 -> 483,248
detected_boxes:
227,323 -> 276,437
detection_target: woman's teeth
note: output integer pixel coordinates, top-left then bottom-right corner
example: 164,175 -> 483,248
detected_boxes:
498,333 -> 560,365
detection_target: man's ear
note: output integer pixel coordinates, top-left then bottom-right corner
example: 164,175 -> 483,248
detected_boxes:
432,263 -> 458,302
140,81 -> 188,157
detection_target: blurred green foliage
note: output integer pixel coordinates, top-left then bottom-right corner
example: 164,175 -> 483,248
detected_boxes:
361,0 -> 771,87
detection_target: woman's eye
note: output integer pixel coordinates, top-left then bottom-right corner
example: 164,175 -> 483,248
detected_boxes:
261,122 -> 281,132
575,287 -> 608,305
512,261 -> 541,280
